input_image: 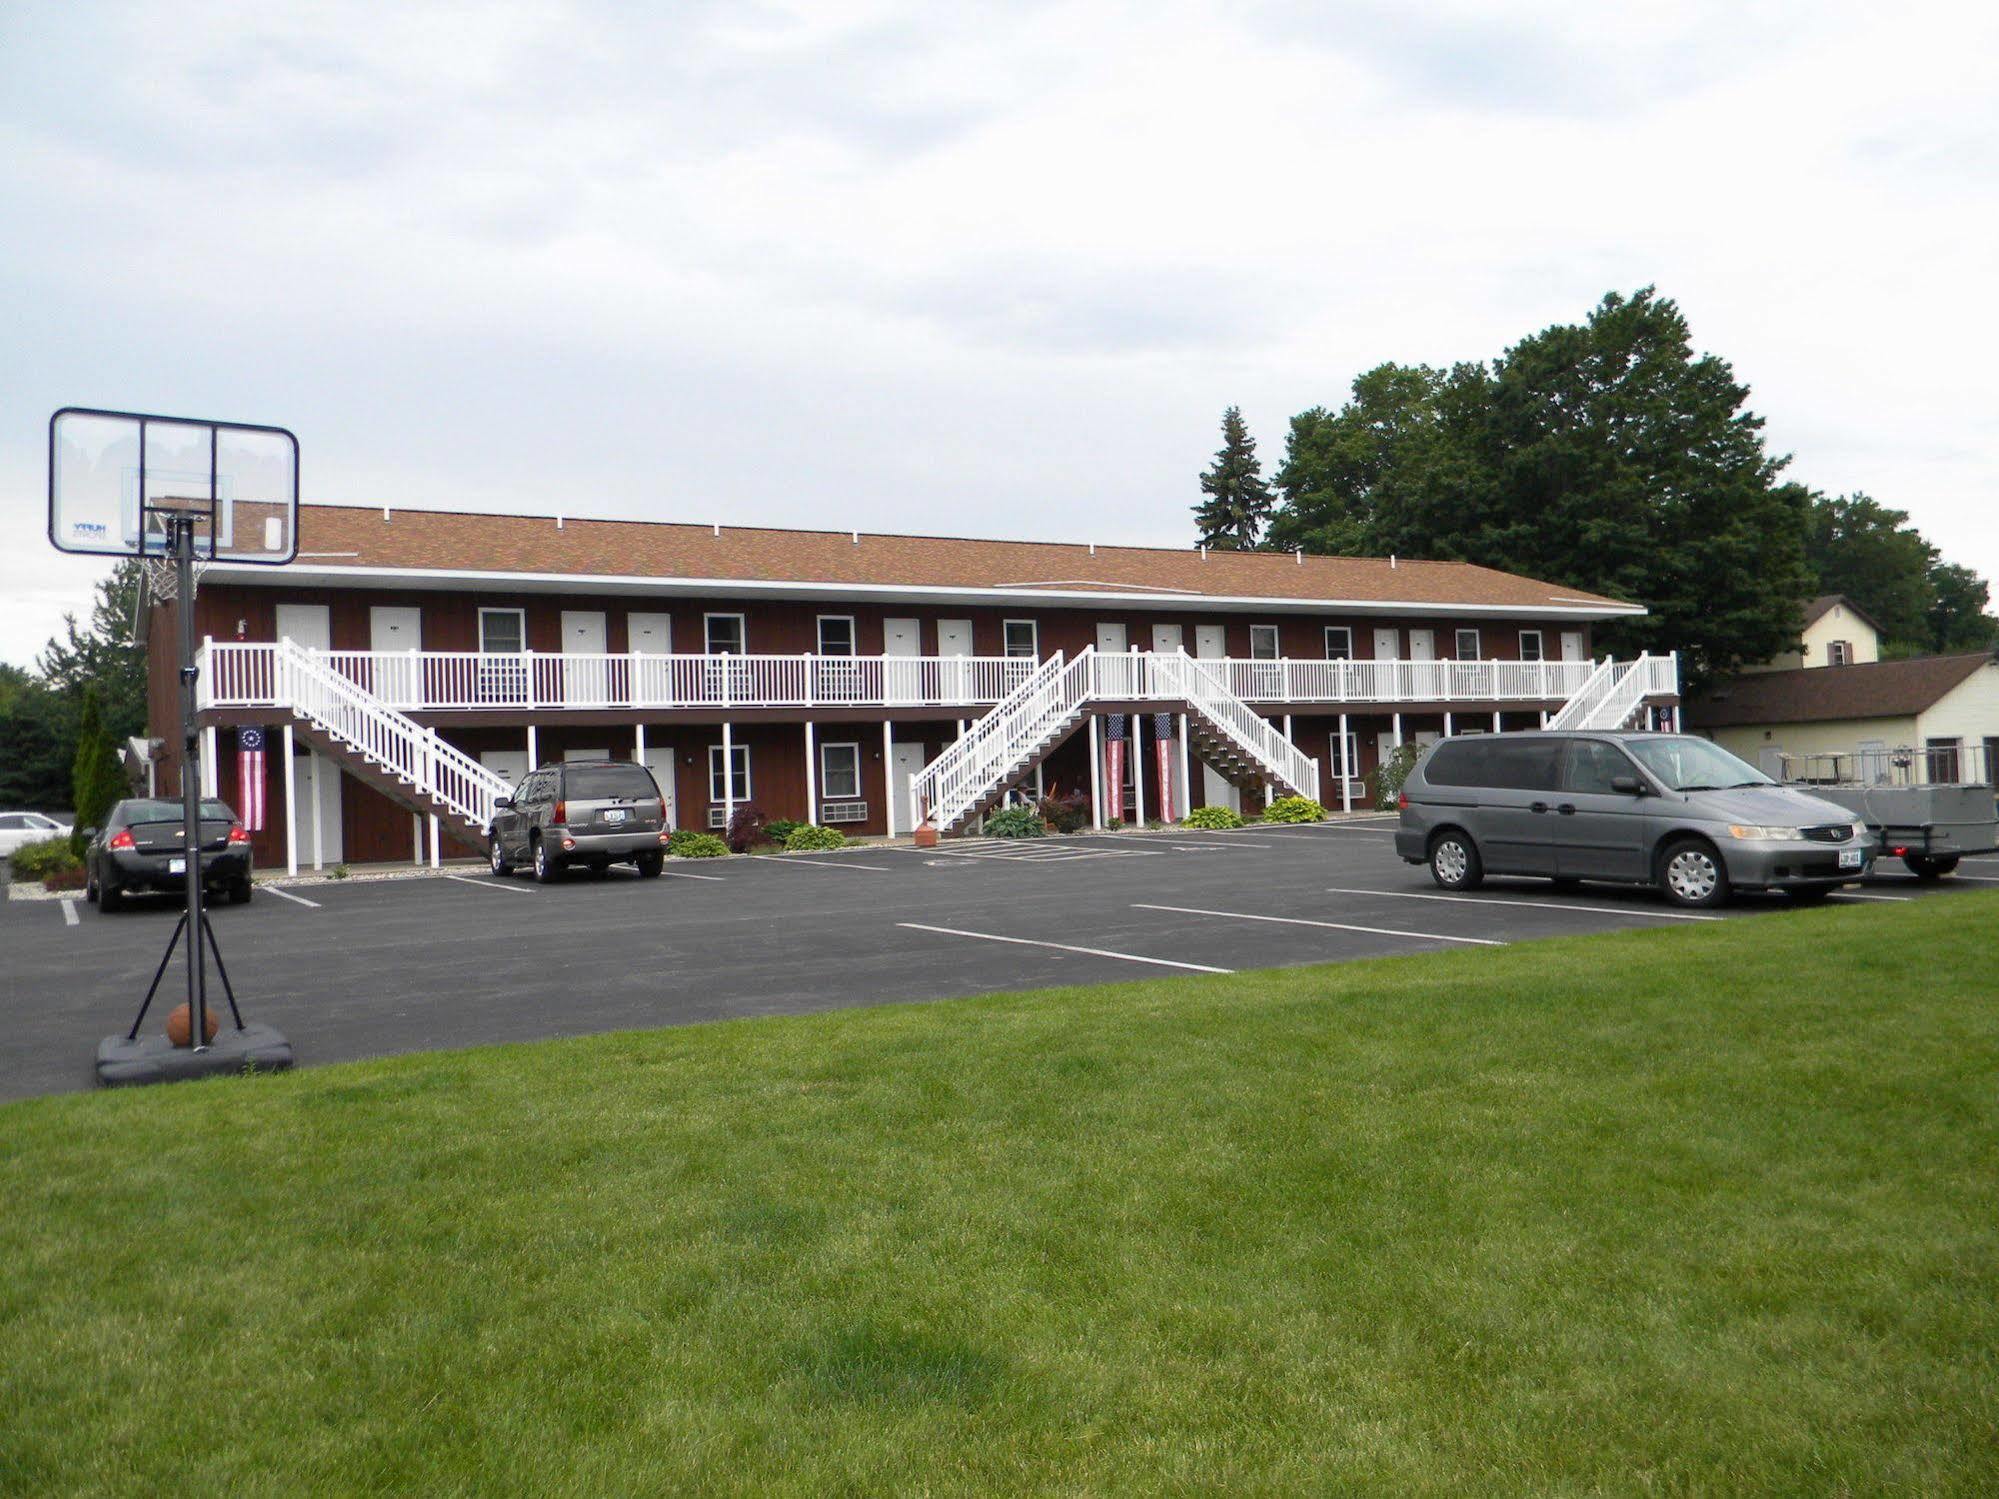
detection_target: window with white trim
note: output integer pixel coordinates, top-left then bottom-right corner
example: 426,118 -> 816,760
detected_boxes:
817,616 -> 856,656
478,607 -> 525,654
705,614 -> 746,654
1250,625 -> 1281,660
1324,626 -> 1353,660
1518,629 -> 1544,662
1003,619 -> 1039,659
1455,628 -> 1481,659
708,743 -> 751,802
819,741 -> 861,800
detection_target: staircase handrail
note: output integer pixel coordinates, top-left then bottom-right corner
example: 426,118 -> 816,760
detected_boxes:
1545,656 -> 1618,731
909,649 -> 1083,830
1162,651 -> 1320,800
276,640 -> 513,829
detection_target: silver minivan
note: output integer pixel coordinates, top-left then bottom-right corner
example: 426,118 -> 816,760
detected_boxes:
1394,732 -> 1875,908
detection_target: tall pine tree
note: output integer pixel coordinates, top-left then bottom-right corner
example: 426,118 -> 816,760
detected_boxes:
1192,406 -> 1274,550
69,689 -> 125,854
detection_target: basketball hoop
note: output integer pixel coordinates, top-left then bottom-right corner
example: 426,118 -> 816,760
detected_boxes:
142,553 -> 211,601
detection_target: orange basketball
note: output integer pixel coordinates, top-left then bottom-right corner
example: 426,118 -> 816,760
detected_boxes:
166,1002 -> 220,1047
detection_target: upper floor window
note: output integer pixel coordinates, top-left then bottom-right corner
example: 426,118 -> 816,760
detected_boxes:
479,608 -> 525,655
1003,619 -> 1039,659
1324,626 -> 1353,660
1250,625 -> 1281,661
1518,629 -> 1545,663
1455,628 -> 1481,660
705,614 -> 746,655
1828,639 -> 1851,666
817,616 -> 856,657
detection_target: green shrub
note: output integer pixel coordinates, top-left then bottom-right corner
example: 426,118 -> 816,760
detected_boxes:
783,824 -> 847,852
331,864 -> 350,880
1263,795 -> 1326,824
764,818 -> 807,845
8,837 -> 80,884
668,830 -> 729,859
983,805 -> 1047,839
1370,743 -> 1422,810
1183,804 -> 1246,830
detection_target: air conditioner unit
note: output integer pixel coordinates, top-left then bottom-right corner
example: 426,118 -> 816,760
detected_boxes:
821,800 -> 868,824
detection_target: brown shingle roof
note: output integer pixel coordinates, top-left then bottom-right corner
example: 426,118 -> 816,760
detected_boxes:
1686,653 -> 1993,728
278,503 -> 1641,614
1803,593 -> 1882,632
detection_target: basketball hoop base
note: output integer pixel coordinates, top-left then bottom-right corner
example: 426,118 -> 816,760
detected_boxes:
95,1023 -> 294,1088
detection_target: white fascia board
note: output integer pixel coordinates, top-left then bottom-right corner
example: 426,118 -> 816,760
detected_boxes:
206,563 -> 1648,621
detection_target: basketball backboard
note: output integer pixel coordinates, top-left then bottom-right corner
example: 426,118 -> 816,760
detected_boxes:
49,407 -> 298,564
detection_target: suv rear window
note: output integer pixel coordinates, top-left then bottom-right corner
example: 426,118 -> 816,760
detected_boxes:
562,765 -> 659,800
1422,738 -> 1559,791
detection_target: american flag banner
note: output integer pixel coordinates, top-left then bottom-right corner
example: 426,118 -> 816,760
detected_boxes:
237,726 -> 268,832
1103,714 -> 1125,822
1152,713 -> 1175,822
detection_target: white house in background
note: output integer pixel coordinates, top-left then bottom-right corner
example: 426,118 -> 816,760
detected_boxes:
1741,594 -> 1882,673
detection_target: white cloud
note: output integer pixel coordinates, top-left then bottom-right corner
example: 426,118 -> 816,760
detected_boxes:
2,0 -> 1994,664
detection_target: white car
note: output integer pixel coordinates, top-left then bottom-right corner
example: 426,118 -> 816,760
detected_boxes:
0,811 -> 73,857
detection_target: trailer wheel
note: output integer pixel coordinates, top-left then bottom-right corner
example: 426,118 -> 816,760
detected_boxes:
1903,853 -> 1960,881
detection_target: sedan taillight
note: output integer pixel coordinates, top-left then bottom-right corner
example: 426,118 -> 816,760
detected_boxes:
108,828 -> 136,851
227,824 -> 252,844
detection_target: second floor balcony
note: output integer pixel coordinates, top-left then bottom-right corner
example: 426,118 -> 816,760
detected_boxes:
198,641 -> 1620,717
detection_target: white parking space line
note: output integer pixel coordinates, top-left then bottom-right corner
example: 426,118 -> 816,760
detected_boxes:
61,899 -> 78,926
443,873 -> 534,895
750,856 -> 894,873
898,922 -> 1234,973
1830,892 -> 1911,902
1322,885 -> 1722,922
1085,831 -> 1279,850
662,869 -> 727,881
1135,902 -> 1504,947
1260,824 -> 1397,836
264,885 -> 323,908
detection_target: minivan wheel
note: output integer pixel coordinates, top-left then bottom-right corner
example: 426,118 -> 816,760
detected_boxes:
532,837 -> 557,883
490,834 -> 513,877
1428,830 -> 1483,891
1660,838 -> 1729,908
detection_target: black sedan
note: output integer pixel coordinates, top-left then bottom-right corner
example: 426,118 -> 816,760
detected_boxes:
85,798 -> 255,912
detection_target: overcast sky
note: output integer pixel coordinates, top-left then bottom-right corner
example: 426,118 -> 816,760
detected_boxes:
3,0 -> 1994,665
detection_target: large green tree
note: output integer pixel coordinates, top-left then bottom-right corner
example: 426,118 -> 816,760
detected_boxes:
1192,406 -> 1274,550
1266,289 -> 1815,685
68,690 -> 125,854
37,560 -> 147,744
1802,493 -> 1936,646
0,666 -> 70,810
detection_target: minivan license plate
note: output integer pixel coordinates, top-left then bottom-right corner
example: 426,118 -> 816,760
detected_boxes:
1838,848 -> 1862,869
168,856 -> 186,874
602,809 -> 626,823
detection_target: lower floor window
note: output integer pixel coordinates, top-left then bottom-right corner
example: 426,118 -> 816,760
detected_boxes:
708,743 -> 751,802
820,741 -> 861,800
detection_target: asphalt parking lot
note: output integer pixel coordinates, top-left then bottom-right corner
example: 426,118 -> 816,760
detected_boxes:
4,817 -> 1993,1101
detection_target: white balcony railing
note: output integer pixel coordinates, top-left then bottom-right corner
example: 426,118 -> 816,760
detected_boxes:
198,643 -> 1637,715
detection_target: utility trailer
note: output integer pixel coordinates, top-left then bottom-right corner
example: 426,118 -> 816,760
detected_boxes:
1782,749 -> 1998,881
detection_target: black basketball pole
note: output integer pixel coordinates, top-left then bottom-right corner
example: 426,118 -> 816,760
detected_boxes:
173,513 -> 210,1050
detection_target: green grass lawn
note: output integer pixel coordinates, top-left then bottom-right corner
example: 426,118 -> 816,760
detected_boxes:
4,896 -> 1997,1494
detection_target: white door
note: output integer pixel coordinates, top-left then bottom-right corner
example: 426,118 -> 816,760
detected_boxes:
1194,624 -> 1226,660
1560,630 -> 1586,662
563,746 -> 610,761
628,611 -> 673,706
1096,622 -> 1128,652
1151,623 -> 1184,655
275,602 -> 331,652
1096,624 -> 1134,696
370,606 -> 422,706
561,610 -> 608,705
937,619 -> 972,655
883,617 -> 921,704
892,742 -> 925,835
1408,629 -> 1435,661
641,748 -> 678,827
936,618 -> 974,703
1373,626 -> 1399,659
297,745 -> 344,867
481,749 -> 530,795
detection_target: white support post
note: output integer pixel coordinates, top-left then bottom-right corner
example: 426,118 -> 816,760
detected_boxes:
1492,710 -> 1502,733
1088,713 -> 1103,830
202,725 -> 219,797
1444,711 -> 1453,737
1339,712 -> 1352,814
1177,714 -> 1191,825
282,722 -> 298,878
722,720 -> 735,830
1392,712 -> 1404,750
310,748 -> 324,871
804,721 -> 817,825
527,723 -> 538,769
635,721 -> 646,764
1132,713 -> 1147,826
1539,709 -> 1549,728
1034,762 -> 1044,802
412,811 -> 423,865
429,812 -> 441,869
883,720 -> 896,837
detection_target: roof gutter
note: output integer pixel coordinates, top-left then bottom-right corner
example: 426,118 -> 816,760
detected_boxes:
198,562 -> 1647,621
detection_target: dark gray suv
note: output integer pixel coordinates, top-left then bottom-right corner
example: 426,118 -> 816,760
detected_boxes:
1395,732 -> 1874,908
489,760 -> 670,881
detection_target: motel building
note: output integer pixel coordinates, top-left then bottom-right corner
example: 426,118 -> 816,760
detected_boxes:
144,504 -> 1682,872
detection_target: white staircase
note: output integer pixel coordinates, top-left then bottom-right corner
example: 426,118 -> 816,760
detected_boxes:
1546,652 -> 1678,731
272,639 -> 514,833
908,648 -> 1321,835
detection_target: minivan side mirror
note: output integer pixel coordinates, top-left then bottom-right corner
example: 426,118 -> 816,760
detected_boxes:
494,797 -> 514,811
1610,775 -> 1646,796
